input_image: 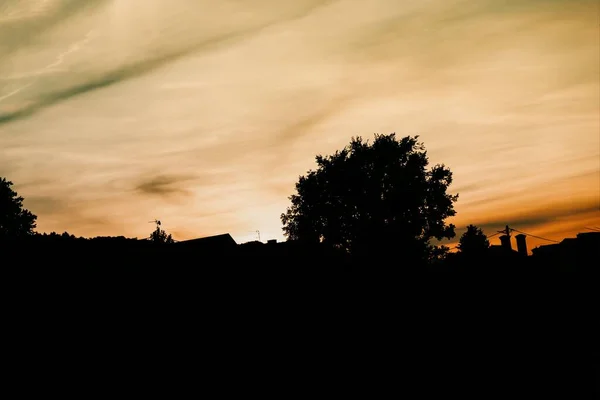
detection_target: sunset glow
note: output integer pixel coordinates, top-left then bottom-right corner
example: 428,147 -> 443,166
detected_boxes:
1,0 -> 598,251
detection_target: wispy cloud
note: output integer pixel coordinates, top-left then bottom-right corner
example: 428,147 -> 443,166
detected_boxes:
0,0 -> 339,125
0,29 -> 96,104
0,0 -> 106,55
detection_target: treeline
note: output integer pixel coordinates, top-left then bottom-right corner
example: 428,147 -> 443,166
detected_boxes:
1,134 -> 597,274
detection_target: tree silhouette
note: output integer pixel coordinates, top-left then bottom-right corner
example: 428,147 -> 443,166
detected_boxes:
281,134 -> 458,264
457,225 -> 490,256
0,177 -> 37,239
150,226 -> 174,244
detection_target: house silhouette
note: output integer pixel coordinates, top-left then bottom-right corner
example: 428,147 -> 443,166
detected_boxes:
174,233 -> 238,253
532,231 -> 599,269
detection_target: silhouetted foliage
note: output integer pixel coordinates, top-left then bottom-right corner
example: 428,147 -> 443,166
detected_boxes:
281,134 -> 458,265
457,224 -> 490,256
36,231 -> 80,241
428,244 -> 451,266
0,177 -> 37,239
150,226 -> 174,244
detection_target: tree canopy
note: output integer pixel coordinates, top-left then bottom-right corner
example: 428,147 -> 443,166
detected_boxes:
281,134 -> 458,264
457,224 -> 490,256
0,177 -> 37,239
150,226 -> 174,244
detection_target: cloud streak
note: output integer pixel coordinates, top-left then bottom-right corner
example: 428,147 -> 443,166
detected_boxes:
135,175 -> 195,198
0,0 -> 339,125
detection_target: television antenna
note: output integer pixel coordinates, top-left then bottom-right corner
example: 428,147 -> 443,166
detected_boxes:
247,230 -> 260,242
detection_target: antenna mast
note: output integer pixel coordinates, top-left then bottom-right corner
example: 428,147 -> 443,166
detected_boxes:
149,219 -> 161,229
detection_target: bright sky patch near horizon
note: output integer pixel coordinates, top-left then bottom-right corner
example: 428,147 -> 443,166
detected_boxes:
1,0 -> 598,250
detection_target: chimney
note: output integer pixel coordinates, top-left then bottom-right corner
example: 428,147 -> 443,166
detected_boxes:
499,235 -> 512,252
515,234 -> 528,256
267,239 -> 277,245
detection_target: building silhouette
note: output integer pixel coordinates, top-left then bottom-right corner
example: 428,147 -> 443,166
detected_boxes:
515,234 -> 528,256
532,231 -> 599,268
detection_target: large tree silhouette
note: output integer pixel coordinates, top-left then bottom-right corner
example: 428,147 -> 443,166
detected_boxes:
0,177 -> 37,239
281,134 -> 458,264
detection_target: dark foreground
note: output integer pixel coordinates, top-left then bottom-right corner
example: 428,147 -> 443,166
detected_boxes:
2,241 -> 597,398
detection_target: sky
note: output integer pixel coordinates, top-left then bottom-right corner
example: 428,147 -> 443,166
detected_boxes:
1,0 -> 599,251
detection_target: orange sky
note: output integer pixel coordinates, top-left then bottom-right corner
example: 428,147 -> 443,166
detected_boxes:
1,0 -> 598,251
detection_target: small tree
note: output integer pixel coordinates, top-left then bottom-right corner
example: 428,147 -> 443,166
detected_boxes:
457,225 -> 490,256
281,134 -> 458,264
150,226 -> 174,244
0,177 -> 37,239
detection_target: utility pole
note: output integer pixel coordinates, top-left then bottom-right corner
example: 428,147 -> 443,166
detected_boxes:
496,225 -> 512,237
497,225 -> 513,251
